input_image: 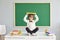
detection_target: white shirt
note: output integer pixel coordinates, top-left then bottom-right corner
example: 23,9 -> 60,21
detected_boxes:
24,15 -> 39,31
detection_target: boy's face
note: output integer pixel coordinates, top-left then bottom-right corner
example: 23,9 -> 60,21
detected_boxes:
29,15 -> 34,21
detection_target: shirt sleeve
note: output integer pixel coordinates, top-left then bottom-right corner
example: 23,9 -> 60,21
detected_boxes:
35,15 -> 39,23
23,14 -> 28,23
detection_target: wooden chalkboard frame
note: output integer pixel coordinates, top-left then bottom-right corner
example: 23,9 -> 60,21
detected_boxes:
14,1 -> 51,27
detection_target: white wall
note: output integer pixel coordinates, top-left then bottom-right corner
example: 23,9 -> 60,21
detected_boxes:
0,0 -> 60,40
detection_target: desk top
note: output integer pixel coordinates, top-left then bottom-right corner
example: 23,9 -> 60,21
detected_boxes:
5,32 -> 56,38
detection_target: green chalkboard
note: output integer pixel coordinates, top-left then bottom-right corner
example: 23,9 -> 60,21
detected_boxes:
15,3 -> 50,26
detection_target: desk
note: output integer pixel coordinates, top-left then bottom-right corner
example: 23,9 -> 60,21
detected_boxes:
5,32 -> 56,40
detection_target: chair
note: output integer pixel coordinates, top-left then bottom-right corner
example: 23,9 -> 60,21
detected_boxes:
0,25 -> 6,40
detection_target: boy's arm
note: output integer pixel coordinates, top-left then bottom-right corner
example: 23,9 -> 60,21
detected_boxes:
23,14 -> 28,23
35,14 -> 39,23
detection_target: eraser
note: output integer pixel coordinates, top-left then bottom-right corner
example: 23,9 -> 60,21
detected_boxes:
26,12 -> 36,14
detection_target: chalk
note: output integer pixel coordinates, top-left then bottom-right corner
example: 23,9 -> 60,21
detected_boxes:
26,12 -> 36,15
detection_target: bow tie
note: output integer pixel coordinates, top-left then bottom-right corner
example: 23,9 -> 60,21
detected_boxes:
29,21 -> 32,22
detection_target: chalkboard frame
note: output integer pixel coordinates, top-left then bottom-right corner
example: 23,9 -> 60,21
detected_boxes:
14,2 -> 51,27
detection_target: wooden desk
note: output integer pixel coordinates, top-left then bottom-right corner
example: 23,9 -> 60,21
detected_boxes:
5,32 -> 56,40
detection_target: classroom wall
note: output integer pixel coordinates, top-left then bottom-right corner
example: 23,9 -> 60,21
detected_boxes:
0,0 -> 60,40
